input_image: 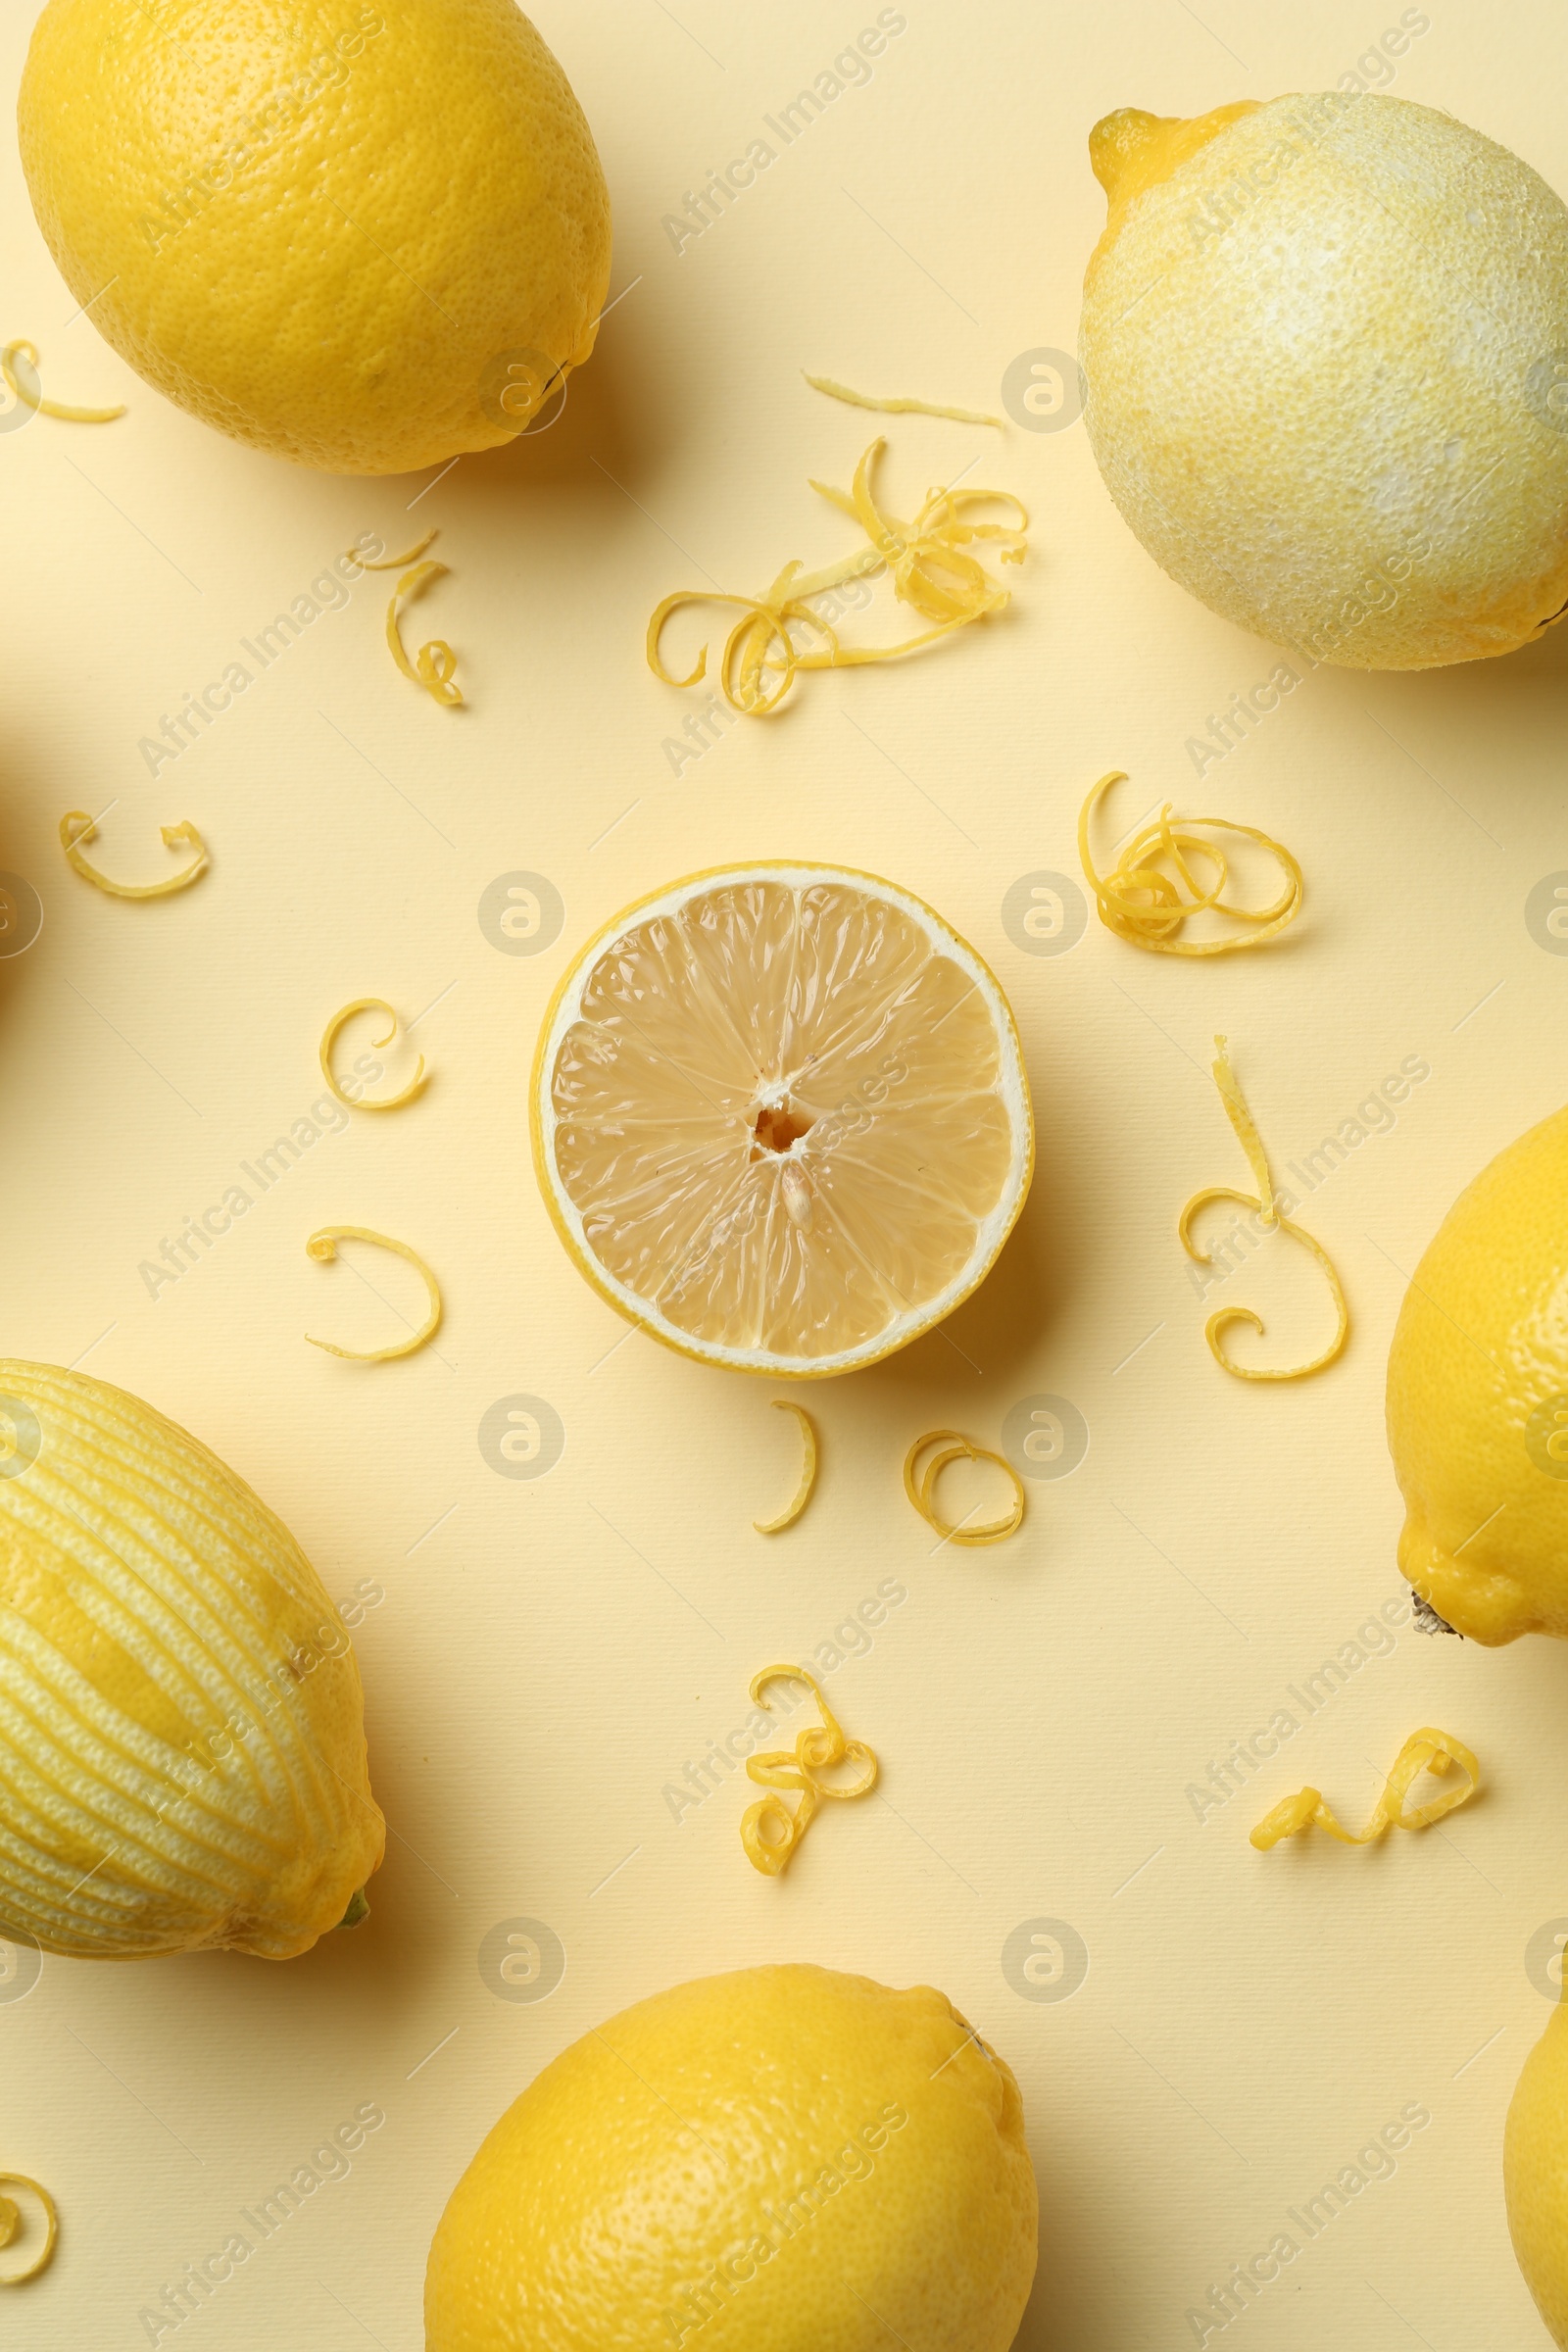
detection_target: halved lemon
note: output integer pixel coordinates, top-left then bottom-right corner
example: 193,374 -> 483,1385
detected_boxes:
530,862 -> 1034,1376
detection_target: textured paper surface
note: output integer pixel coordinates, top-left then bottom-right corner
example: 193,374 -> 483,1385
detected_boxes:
3,1 -> 1568,2345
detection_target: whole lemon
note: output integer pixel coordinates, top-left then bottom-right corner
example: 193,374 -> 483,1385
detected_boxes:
424,1963 -> 1038,2351
0,1361 -> 383,1958
1506,1991 -> 1568,2345
1386,1104 -> 1568,1642
1079,93 -> 1568,668
18,0 -> 612,474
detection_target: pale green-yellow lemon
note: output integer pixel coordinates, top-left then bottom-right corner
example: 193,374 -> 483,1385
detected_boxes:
18,0 -> 612,473
0,1362 -> 383,1957
1080,93 -> 1568,668
1386,1104 -> 1568,1642
424,1963 -> 1038,2350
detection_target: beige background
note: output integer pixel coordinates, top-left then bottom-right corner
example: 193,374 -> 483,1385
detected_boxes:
4,0 -> 1568,2344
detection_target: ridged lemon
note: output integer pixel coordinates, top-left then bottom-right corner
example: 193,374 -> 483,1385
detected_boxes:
1080,93 -> 1568,668
1386,1105 -> 1568,1642
0,1362 -> 383,1959
424,1963 -> 1038,2352
1507,1990 -> 1568,2345
18,0 -> 612,474
531,863 -> 1034,1377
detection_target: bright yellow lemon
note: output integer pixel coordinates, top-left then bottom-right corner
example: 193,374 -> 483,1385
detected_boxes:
1386,1104 -> 1568,1642
1507,1988 -> 1568,2345
19,0 -> 612,473
425,1963 -> 1038,2351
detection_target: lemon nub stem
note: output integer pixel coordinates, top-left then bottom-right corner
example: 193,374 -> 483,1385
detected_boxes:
1088,101 -> 1263,233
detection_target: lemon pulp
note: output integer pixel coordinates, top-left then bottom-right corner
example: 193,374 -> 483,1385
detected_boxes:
532,865 -> 1033,1375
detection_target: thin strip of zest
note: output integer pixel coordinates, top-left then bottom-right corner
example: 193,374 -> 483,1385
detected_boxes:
1211,1033 -> 1277,1223
741,1663 -> 878,1876
1,338 -> 123,422
1250,1728 -> 1480,1850
1078,770 -> 1302,956
903,1429 -> 1025,1545
305,1227 -> 442,1362
60,811 -> 207,899
351,529 -> 440,571
803,370 -> 1004,427
648,436 -> 1027,715
0,2174 -> 59,2285
1181,1041 -> 1349,1381
318,998 -> 429,1114
387,563 -> 463,707
1181,1189 -> 1350,1381
754,1399 -> 818,1534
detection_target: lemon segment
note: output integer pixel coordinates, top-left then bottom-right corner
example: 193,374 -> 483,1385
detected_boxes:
531,864 -> 1033,1377
0,1362 -> 383,1958
424,1963 -> 1037,2352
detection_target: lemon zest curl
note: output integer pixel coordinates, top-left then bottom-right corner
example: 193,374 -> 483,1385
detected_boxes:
649,437 -> 1026,716
305,1226 -> 442,1363
1251,1728 -> 1480,1849
1181,1040 -> 1349,1382
903,1429 -> 1025,1545
346,530 -> 464,704
0,2173 -> 59,2285
1078,769 -> 1302,956
60,811 -> 208,899
2,338 -> 123,422
741,1664 -> 878,1877
754,1400 -> 817,1535
387,563 -> 463,706
318,998 -> 429,1114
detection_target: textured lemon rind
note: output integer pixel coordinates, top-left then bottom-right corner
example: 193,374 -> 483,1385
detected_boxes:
424,1963 -> 1038,2352
0,1362 -> 383,1959
1080,91 -> 1568,670
17,0 -> 612,475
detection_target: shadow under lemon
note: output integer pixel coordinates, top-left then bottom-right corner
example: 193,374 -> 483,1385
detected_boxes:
430,296 -> 668,513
